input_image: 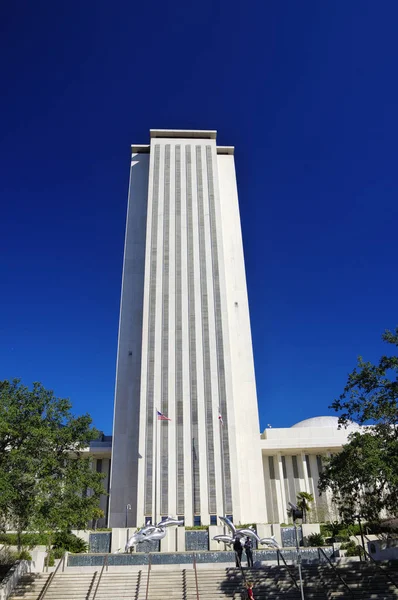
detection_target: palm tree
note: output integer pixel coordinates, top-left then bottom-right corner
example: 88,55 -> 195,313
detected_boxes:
296,491 -> 314,524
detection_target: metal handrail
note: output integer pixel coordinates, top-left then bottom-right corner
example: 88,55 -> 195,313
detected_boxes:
318,547 -> 354,599
91,554 -> 108,600
193,553 -> 200,600
359,547 -> 398,590
276,549 -> 300,591
145,553 -> 152,600
38,552 -> 66,600
235,551 -> 248,599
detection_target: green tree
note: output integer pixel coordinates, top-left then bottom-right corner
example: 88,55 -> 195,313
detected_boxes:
91,507 -> 105,531
0,380 -> 105,550
296,491 -> 314,524
319,328 -> 398,523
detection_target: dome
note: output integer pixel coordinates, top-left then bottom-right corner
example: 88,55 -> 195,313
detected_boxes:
291,416 -> 342,428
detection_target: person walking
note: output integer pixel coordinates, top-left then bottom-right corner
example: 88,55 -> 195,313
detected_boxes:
246,581 -> 255,599
233,536 -> 243,567
245,536 -> 254,568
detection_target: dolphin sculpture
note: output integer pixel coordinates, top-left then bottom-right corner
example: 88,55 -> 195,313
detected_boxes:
219,516 -> 236,536
235,528 -> 261,541
124,515 -> 184,552
258,536 -> 280,549
213,535 -> 235,546
157,516 -> 184,528
213,516 -> 281,550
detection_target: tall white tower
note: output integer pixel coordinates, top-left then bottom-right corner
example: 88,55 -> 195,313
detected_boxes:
109,130 -> 266,527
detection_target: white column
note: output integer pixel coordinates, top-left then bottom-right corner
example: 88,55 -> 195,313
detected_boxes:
168,144 -> 176,518
300,452 -> 310,493
180,142 -> 193,525
153,144 -> 165,525
190,145 -> 209,524
277,453 -> 287,523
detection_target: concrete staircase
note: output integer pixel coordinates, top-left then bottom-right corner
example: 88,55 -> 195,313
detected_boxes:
138,570 -> 184,600
6,561 -> 398,600
185,566 -> 306,599
91,571 -> 141,599
8,573 -> 50,599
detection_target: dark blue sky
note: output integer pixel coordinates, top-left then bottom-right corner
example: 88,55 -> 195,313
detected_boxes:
1,1 -> 397,433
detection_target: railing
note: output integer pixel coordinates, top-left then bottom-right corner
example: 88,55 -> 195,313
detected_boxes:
38,552 -> 66,600
91,554 -> 108,600
235,551 -> 248,599
193,553 -> 200,600
145,553 -> 152,600
359,546 -> 398,590
276,549 -> 300,592
318,547 -> 354,599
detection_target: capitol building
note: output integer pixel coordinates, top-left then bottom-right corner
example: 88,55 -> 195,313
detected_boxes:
90,130 -> 357,529
90,415 -> 358,528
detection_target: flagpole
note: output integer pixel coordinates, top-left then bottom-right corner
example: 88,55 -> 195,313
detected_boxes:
154,407 -> 158,526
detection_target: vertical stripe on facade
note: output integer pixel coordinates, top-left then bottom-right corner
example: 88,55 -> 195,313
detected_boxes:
196,145 -> 217,514
175,145 -> 184,515
186,145 -> 201,515
160,145 -> 170,515
206,145 -> 233,513
144,144 -> 161,516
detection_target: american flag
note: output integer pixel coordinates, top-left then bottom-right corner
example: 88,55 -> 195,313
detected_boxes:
157,409 -> 171,421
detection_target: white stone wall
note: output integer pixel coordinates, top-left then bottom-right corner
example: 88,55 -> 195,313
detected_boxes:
109,152 -> 150,527
260,423 -> 354,523
216,153 -> 266,524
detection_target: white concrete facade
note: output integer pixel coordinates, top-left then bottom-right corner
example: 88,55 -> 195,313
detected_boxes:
261,416 -> 359,523
93,415 -> 357,527
108,130 -> 265,528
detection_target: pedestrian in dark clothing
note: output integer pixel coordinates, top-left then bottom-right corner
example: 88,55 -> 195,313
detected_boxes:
245,536 -> 254,568
233,536 -> 243,567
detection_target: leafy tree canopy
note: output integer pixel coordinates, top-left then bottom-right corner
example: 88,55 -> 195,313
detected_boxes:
0,379 -> 105,548
319,328 -> 398,523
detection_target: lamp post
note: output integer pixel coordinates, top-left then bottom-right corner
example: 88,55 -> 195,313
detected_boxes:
288,502 -> 305,600
353,514 -> 367,561
125,503 -> 132,529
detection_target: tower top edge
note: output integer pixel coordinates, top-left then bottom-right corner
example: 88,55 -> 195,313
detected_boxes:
150,129 -> 217,140
131,143 -> 234,155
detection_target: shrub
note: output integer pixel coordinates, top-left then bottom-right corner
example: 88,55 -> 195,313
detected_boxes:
0,533 -> 49,548
340,540 -> 362,557
17,549 -> 32,561
53,547 -> 65,559
46,551 -> 55,567
307,533 -> 325,547
0,547 -> 19,565
52,532 -> 88,554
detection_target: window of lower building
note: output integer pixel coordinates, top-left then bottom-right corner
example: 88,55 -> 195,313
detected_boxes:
268,456 -> 275,479
145,517 -> 152,525
292,455 -> 299,479
226,514 -> 233,522
177,516 -> 184,524
210,515 -> 217,526
193,515 -> 201,526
